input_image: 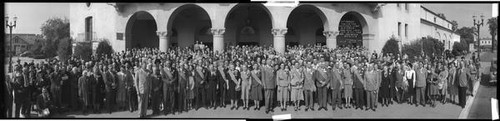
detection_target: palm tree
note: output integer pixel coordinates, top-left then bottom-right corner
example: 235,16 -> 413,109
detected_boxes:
487,17 -> 497,51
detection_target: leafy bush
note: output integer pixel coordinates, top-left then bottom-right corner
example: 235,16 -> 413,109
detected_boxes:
57,37 -> 73,62
452,41 -> 468,56
402,40 -> 422,60
421,37 -> 445,59
95,39 -> 114,58
73,42 -> 92,61
402,37 -> 445,60
382,37 -> 400,58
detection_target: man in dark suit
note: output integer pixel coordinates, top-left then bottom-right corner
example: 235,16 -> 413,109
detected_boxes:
103,64 -> 117,114
162,61 -> 176,115
151,63 -> 163,115
330,62 -> 343,110
262,59 -> 276,114
314,61 -> 329,111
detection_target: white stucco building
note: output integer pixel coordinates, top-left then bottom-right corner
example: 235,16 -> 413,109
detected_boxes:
70,3 -> 460,53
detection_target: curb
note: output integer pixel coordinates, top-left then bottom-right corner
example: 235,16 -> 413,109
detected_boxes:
458,78 -> 481,119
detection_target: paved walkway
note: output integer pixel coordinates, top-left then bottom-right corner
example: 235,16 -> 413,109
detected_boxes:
465,52 -> 497,119
50,102 -> 463,119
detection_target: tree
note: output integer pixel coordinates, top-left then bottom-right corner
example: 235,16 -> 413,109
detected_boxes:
382,37 -> 400,58
95,39 -> 114,58
452,41 -> 468,56
451,20 -> 458,32
437,13 -> 446,19
57,37 -> 73,62
40,17 -> 70,58
456,27 -> 476,47
401,37 -> 445,60
487,17 -> 497,51
73,42 -> 92,61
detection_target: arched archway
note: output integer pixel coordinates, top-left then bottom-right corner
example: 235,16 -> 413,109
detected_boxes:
286,5 -> 329,47
337,11 -> 369,48
167,4 -> 212,48
224,3 -> 273,46
125,11 -> 158,49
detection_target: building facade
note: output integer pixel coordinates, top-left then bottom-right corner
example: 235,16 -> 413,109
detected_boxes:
70,3 -> 460,53
4,34 -> 44,55
479,38 -> 492,50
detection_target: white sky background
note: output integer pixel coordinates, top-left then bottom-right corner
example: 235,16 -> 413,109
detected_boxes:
3,2 -> 496,38
424,3 -> 495,39
4,3 -> 69,34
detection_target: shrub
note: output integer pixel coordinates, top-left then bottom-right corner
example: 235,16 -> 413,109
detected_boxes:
452,41 -> 467,56
73,42 -> 92,61
95,39 -> 114,58
402,37 -> 445,60
57,37 -> 73,62
421,37 -> 445,59
382,37 -> 400,58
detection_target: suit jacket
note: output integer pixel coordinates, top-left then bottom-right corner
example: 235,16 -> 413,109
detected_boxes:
314,69 -> 328,88
135,69 -> 150,94
330,68 -> 342,90
303,68 -> 316,91
78,75 -> 90,105
364,70 -> 378,91
352,67 -> 364,89
415,68 -> 427,87
262,65 -> 276,89
103,71 -> 117,92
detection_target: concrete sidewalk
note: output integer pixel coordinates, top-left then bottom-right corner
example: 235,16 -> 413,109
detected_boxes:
458,52 -> 497,119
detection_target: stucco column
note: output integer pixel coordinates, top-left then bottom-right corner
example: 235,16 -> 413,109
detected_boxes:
363,34 -> 375,51
211,28 -> 225,53
272,28 -> 287,54
324,31 -> 339,49
157,31 -> 169,52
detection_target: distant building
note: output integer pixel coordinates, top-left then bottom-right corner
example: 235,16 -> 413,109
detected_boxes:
4,34 -> 44,55
479,38 -> 492,50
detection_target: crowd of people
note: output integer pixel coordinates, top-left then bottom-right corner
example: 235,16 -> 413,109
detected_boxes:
4,44 -> 479,118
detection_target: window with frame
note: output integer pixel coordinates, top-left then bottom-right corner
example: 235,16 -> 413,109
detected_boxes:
405,24 -> 408,37
398,22 -> 401,37
85,17 -> 93,41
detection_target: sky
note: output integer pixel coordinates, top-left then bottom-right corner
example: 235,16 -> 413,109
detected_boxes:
3,3 -> 497,38
5,3 -> 69,34
423,3 -> 496,39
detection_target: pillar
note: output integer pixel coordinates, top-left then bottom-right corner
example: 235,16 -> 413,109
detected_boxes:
157,31 -> 168,52
324,31 -> 338,49
211,28 -> 225,53
272,28 -> 287,54
363,34 -> 375,51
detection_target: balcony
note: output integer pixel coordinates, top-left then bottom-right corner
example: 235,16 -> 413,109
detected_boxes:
77,32 -> 97,42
